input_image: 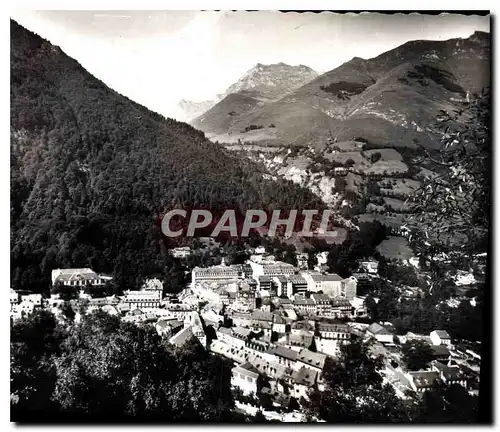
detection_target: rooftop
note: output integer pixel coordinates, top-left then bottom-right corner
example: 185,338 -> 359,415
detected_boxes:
297,348 -> 327,369
367,322 -> 392,336
408,371 -> 439,388
432,330 -> 451,339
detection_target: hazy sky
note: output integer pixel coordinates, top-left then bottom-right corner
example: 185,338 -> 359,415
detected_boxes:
11,11 -> 490,120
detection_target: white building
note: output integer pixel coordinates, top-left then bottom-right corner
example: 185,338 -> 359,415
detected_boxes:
10,289 -> 19,306
21,293 -> 43,307
249,261 -> 296,279
366,323 -> 394,344
231,362 -> 260,395
171,246 -> 191,259
122,289 -> 162,309
359,260 -> 379,274
430,330 -> 452,347
51,268 -> 111,288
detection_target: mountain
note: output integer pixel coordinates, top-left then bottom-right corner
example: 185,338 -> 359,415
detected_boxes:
177,98 -> 216,123
203,32 -> 489,147
220,62 -> 319,102
179,63 -> 318,123
10,20 -> 323,292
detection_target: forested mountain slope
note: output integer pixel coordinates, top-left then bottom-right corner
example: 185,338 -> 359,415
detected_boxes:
10,20 -> 322,292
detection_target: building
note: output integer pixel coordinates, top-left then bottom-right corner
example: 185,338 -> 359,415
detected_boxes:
287,275 -> 308,296
10,289 -> 19,307
51,268 -> 110,288
142,278 -> 163,292
231,311 -> 253,328
273,275 -> 289,297
231,362 -> 260,395
272,313 -> 287,334
296,253 -> 309,270
358,259 -> 379,274
237,288 -> 256,310
192,264 -> 251,286
317,322 -> 350,341
171,246 -> 191,258
164,303 -> 196,320
366,322 -> 394,344
406,371 -> 439,393
169,326 -> 199,348
20,293 -> 43,307
310,293 -> 331,316
123,289 -> 162,309
291,320 -> 315,336
296,348 -> 327,374
331,297 -> 353,318
301,272 -> 343,296
340,276 -> 358,300
293,296 -> 316,314
249,261 -> 296,279
291,367 -> 318,400
258,275 -> 273,292
430,330 -> 452,347
265,346 -> 298,368
431,361 -> 468,388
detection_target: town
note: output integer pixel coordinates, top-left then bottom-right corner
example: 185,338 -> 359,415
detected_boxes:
10,243 -> 482,422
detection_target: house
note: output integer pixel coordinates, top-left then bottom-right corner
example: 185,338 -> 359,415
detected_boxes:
20,293 -> 43,307
171,246 -> 191,259
366,322 -> 394,344
51,268 -> 110,288
283,333 -> 315,351
258,275 -> 273,291
310,293 -> 331,316
169,326 -> 198,348
358,259 -> 379,274
231,362 -> 260,396
122,289 -> 162,309
317,322 -> 350,341
254,246 -> 266,255
331,297 -> 353,318
237,288 -> 256,310
406,371 -> 439,393
430,345 -> 452,363
291,320 -> 315,336
301,272 -> 343,296
10,289 -> 19,307
291,367 -> 318,400
293,296 -> 315,313
430,330 -> 452,347
409,257 -> 420,269
231,311 -> 253,328
265,346 -> 298,368
296,348 -> 327,374
192,264 -> 251,286
296,253 -> 309,270
340,276 -> 358,300
164,303 -> 196,320
156,319 -> 183,338
431,361 -> 468,388
272,312 -> 287,334
287,275 -> 308,296
273,275 -> 289,297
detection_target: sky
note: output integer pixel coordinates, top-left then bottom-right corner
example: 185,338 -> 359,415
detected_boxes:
10,11 -> 490,121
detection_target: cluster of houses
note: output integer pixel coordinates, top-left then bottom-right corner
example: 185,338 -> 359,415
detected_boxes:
362,322 -> 480,397
10,247 -> 481,414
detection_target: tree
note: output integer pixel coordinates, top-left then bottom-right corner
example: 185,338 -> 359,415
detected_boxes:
408,89 -> 490,263
253,410 -> 268,423
305,339 -> 412,422
414,383 -> 479,423
401,340 -> 434,371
